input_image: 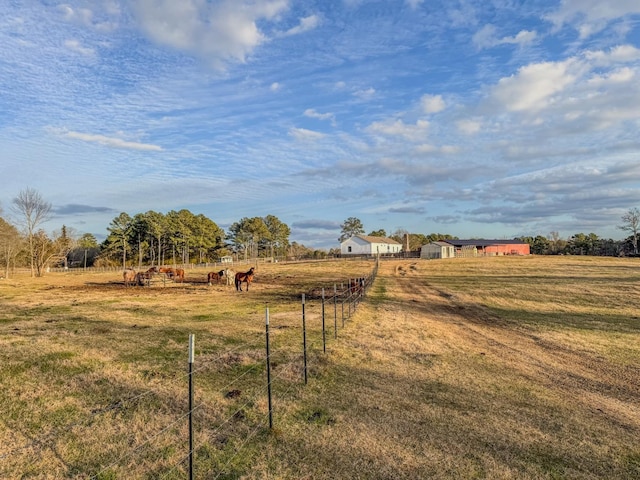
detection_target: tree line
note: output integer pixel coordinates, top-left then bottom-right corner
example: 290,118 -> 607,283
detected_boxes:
1,189 -> 638,278
0,188 -> 309,277
339,213 -> 640,257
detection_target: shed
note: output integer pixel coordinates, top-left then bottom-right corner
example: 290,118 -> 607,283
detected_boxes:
421,241 -> 456,259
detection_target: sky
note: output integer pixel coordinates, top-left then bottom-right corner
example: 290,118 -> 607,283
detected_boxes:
1,1 -> 640,250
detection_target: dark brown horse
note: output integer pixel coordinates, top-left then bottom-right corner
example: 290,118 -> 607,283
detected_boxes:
235,267 -> 255,292
207,270 -> 225,286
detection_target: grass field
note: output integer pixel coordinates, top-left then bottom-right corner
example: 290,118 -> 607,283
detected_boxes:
1,256 -> 639,479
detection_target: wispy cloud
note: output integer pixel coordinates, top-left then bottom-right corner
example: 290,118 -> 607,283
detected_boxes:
280,14 -> 321,36
289,127 -> 325,141
473,25 -> 537,50
64,131 -> 163,151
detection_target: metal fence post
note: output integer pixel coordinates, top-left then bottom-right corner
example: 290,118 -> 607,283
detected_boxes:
265,308 -> 273,429
302,294 -> 308,384
321,288 -> 326,353
333,284 -> 338,339
188,334 -> 195,480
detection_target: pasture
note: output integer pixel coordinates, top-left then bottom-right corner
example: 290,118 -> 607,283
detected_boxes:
1,256 -> 639,479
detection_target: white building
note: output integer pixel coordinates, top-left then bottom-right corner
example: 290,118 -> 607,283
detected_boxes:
341,235 -> 402,256
420,241 -> 456,259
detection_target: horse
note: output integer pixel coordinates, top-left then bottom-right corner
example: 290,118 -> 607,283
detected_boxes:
136,271 -> 153,287
173,268 -> 185,283
235,267 -> 255,292
207,270 -> 225,286
158,266 -> 174,278
145,266 -> 158,274
158,266 -> 184,282
224,268 -> 235,286
123,268 -> 137,287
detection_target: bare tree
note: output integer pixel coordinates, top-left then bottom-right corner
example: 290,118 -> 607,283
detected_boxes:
618,207 -> 640,255
0,216 -> 22,278
11,188 -> 52,277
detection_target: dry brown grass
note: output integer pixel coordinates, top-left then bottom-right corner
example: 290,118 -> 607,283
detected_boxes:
1,256 -> 639,479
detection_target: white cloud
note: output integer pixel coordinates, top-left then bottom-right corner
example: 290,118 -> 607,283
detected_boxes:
546,0 -> 640,38
456,119 -> 481,134
64,39 -> 95,56
584,44 -> 640,66
353,87 -> 375,100
490,59 -> 581,113
270,82 -> 281,91
367,119 -> 429,141
133,0 -> 290,69
289,127 -> 325,141
420,94 -> 445,114
473,24 -> 536,49
405,0 -> 424,9
64,131 -> 163,151
281,15 -> 320,36
304,108 -> 336,126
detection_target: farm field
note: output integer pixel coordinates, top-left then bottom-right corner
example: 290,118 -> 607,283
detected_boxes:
1,256 -> 639,479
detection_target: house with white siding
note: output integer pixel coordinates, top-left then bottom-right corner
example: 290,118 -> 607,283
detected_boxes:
340,235 -> 402,256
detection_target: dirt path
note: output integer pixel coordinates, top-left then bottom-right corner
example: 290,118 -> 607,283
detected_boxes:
293,260 -> 640,478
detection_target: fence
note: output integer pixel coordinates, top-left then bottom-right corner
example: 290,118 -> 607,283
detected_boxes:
2,261 -> 378,479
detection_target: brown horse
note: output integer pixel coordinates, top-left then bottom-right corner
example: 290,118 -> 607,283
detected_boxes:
173,268 -> 185,283
207,270 -> 225,286
123,268 -> 137,287
158,266 -> 174,277
235,267 -> 255,292
158,267 -> 185,283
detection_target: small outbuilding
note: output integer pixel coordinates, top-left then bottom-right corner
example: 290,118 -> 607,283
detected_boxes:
341,235 -> 402,256
421,241 -> 456,259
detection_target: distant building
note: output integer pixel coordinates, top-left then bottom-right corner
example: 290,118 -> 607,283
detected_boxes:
341,235 -> 402,256
436,239 -> 530,256
421,241 -> 456,259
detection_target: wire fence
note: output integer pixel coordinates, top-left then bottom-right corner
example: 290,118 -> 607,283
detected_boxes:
3,260 -> 379,479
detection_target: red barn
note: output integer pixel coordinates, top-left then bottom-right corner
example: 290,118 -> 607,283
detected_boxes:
444,239 -> 530,256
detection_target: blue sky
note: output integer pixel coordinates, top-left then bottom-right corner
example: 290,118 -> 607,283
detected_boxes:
1,1 -> 640,249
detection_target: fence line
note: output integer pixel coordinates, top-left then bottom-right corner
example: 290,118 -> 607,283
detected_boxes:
6,260 -> 379,478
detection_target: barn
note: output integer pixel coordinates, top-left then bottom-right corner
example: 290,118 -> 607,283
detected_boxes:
421,241 -> 456,259
445,239 -> 530,256
341,235 -> 402,256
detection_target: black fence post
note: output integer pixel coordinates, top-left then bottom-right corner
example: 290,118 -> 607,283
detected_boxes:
302,294 -> 308,385
188,334 -> 195,480
265,307 -> 273,429
333,284 -> 338,339
321,288 -> 326,353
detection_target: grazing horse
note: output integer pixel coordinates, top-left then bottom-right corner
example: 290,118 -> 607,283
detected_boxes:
123,269 -> 137,287
224,268 -> 235,286
207,270 -> 225,286
235,267 -> 255,292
